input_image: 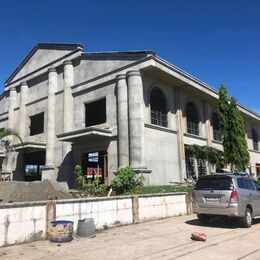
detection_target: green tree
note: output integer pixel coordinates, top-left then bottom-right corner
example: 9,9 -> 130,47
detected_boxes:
0,128 -> 23,152
218,86 -> 249,170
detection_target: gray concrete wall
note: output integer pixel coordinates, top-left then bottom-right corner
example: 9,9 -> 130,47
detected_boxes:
73,57 -> 144,85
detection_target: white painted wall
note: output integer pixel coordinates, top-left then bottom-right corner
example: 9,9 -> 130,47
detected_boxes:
56,197 -> 133,230
0,193 -> 189,247
0,203 -> 46,247
138,194 -> 187,221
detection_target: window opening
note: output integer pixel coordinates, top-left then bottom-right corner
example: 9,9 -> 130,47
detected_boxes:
30,112 -> 44,136
252,128 -> 259,151
212,112 -> 222,141
85,98 -> 106,127
150,88 -> 167,127
186,102 -> 199,135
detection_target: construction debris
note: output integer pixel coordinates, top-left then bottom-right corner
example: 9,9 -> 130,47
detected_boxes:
0,180 -> 72,203
191,231 -> 207,242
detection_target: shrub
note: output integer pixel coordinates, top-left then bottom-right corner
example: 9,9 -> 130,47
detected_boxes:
111,166 -> 143,194
74,165 -> 106,197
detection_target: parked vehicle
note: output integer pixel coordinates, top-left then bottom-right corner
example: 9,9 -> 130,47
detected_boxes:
192,172 -> 260,228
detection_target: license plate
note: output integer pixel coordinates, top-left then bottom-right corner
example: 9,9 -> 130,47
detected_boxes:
204,196 -> 220,202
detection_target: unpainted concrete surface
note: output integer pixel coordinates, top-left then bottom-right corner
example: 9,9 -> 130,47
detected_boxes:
1,214 -> 260,260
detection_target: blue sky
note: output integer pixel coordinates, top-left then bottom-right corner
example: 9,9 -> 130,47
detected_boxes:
0,0 -> 259,113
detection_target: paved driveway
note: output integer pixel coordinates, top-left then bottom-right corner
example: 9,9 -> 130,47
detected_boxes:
1,214 -> 260,260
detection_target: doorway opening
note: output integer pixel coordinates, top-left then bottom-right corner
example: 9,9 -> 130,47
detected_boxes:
24,151 -> 46,181
81,151 -> 108,184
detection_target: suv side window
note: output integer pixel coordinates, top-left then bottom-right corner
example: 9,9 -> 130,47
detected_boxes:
252,180 -> 260,191
237,178 -> 246,189
245,179 -> 255,190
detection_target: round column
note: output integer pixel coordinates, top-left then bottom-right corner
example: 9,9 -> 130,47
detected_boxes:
8,87 -> 17,129
19,82 -> 28,139
127,70 -> 145,168
116,74 -> 129,166
46,68 -> 57,166
63,60 -> 74,132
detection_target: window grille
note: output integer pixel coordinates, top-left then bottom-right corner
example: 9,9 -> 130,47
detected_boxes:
212,112 -> 222,141
197,159 -> 207,176
252,128 -> 259,151
185,156 -> 196,179
150,88 -> 168,127
186,102 -> 199,135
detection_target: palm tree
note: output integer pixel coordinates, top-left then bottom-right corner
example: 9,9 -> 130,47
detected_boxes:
0,128 -> 23,178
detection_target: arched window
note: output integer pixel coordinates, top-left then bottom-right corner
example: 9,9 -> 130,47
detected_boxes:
252,128 -> 259,151
212,112 -> 221,141
186,102 -> 199,135
150,88 -> 167,127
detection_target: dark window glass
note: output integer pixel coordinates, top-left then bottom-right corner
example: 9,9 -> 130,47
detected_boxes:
185,156 -> 196,179
186,102 -> 199,135
197,159 -> 207,176
212,112 -> 222,141
85,98 -> 106,127
252,128 -> 259,151
150,88 -> 167,127
30,112 -> 44,136
245,180 -> 255,190
252,180 -> 260,190
195,177 -> 233,190
237,178 -> 246,189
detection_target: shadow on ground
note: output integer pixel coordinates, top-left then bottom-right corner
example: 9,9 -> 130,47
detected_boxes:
186,216 -> 260,229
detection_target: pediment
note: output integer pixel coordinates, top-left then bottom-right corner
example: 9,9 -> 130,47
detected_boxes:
5,43 -> 83,85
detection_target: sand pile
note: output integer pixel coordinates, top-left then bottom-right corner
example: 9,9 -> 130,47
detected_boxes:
0,180 -> 72,203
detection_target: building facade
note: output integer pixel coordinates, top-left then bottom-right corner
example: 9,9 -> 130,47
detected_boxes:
0,43 -> 259,187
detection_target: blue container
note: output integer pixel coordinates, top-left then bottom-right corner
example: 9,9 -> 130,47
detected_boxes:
49,220 -> 73,243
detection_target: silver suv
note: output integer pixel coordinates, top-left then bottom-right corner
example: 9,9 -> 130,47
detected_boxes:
192,173 -> 260,228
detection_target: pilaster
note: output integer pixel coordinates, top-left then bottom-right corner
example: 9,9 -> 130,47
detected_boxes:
19,82 -> 28,139
116,74 -> 129,166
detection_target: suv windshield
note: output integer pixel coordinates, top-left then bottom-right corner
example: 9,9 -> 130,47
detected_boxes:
195,176 -> 233,190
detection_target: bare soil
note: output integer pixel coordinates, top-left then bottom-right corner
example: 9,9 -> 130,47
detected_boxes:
0,180 -> 71,203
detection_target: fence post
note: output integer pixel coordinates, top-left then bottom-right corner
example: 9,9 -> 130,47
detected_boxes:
46,201 -> 56,238
132,196 -> 139,223
185,193 -> 192,215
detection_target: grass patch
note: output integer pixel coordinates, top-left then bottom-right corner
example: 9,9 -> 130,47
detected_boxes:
124,185 -> 193,195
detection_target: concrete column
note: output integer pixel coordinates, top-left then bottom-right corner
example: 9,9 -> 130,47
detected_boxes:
116,74 -> 129,167
63,60 -> 74,132
204,102 -> 211,147
19,82 -> 28,139
127,70 -> 145,169
46,68 -> 57,167
176,87 -> 186,181
8,87 -> 17,129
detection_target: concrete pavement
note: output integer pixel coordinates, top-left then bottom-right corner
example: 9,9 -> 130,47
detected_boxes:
1,214 -> 260,260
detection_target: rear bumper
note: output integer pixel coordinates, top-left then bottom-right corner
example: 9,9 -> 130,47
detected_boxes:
192,202 -> 243,217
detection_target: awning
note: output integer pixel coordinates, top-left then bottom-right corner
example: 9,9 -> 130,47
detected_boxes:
12,142 -> 46,152
57,126 -> 113,143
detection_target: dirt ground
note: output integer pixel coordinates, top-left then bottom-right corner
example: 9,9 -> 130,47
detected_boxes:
0,180 -> 71,203
1,214 -> 260,260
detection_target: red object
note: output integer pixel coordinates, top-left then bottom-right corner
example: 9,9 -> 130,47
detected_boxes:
191,232 -> 207,241
85,167 -> 102,178
230,188 -> 238,203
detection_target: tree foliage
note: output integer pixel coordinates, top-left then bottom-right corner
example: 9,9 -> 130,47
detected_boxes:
218,85 -> 249,170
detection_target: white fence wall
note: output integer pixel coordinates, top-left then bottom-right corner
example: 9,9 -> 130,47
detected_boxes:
0,202 -> 46,247
0,192 -> 190,247
56,197 -> 133,230
138,194 -> 187,222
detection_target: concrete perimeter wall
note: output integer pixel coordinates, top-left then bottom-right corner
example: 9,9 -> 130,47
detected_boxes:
0,192 -> 191,247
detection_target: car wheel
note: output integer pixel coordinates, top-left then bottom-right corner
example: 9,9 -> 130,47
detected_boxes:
241,208 -> 252,228
197,214 -> 210,224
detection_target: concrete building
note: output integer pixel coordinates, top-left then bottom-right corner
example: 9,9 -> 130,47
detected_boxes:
0,43 -> 259,187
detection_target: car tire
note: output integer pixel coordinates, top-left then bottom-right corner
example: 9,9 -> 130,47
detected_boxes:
241,207 -> 252,228
197,214 -> 210,224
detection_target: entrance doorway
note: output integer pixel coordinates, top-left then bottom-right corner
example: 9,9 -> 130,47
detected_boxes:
81,151 -> 108,184
24,151 -> 46,181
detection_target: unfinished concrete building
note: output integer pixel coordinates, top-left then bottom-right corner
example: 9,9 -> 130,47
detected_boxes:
0,43 -> 259,187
